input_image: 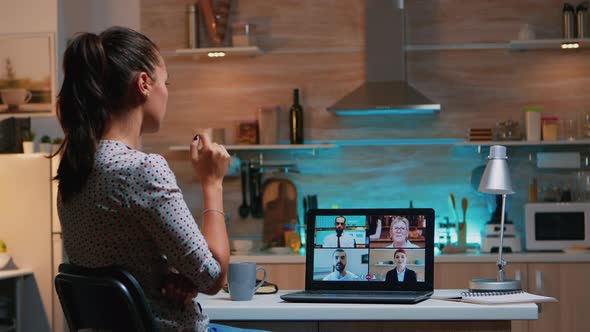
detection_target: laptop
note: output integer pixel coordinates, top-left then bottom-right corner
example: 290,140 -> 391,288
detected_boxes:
281,208 -> 434,304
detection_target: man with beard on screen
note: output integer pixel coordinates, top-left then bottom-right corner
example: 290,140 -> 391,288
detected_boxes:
322,215 -> 357,248
322,249 -> 359,281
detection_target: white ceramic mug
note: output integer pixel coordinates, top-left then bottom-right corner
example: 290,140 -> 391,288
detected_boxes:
1,89 -> 32,106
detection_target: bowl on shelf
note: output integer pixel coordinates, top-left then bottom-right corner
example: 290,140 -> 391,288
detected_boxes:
230,239 -> 255,254
0,253 -> 11,270
269,247 -> 292,255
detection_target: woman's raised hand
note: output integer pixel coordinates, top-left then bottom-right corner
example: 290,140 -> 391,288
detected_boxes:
190,133 -> 230,187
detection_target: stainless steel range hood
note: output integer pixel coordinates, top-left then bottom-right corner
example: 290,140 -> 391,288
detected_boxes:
327,0 -> 440,115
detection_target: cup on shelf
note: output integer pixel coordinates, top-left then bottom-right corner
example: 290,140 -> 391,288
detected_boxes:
559,119 -> 578,141
231,239 -> 255,254
231,22 -> 255,47
1,89 -> 32,109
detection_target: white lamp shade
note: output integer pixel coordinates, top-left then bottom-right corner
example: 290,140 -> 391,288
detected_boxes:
478,145 -> 515,195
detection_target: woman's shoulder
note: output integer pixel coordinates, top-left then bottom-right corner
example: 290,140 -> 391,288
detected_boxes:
97,140 -> 172,178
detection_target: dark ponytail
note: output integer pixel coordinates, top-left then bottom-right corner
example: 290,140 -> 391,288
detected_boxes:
55,26 -> 160,203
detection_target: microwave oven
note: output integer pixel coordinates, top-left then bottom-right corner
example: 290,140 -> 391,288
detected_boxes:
525,202 -> 590,251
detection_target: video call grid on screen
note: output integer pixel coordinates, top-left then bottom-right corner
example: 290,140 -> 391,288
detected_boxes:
309,212 -> 431,287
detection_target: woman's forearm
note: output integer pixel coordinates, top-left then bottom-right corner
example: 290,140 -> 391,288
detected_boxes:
200,183 -> 230,293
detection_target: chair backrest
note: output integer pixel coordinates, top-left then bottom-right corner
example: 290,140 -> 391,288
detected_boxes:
54,263 -> 159,332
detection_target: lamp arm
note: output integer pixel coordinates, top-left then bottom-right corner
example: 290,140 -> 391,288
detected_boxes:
497,193 -> 507,282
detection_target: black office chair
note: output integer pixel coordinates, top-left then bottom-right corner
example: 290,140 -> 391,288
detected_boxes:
54,263 -> 159,332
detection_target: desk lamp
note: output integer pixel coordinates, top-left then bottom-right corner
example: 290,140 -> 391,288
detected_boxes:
470,145 -> 522,291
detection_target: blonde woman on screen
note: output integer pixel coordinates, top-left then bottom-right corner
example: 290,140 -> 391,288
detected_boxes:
385,217 -> 419,248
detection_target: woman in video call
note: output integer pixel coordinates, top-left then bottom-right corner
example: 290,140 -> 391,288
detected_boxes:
385,249 -> 417,287
385,216 -> 419,248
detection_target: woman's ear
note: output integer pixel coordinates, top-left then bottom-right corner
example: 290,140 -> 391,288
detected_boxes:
135,72 -> 151,98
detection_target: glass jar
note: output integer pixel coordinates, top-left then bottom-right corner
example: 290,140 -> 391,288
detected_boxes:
542,116 -> 559,141
495,120 -> 521,140
231,22 -> 254,47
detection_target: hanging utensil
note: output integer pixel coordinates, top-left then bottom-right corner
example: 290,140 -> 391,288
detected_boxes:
448,193 -> 458,223
458,197 -> 468,247
238,160 -> 250,218
250,164 -> 263,218
461,198 -> 468,223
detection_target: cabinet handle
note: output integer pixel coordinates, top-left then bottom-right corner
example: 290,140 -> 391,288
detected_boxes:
535,270 -> 543,314
535,270 -> 543,294
514,270 -> 521,281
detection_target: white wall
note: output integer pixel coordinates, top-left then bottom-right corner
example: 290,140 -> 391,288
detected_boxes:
35,0 -> 142,145
0,0 -> 57,33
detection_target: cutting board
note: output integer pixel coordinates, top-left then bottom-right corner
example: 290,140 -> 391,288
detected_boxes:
261,178 -> 298,246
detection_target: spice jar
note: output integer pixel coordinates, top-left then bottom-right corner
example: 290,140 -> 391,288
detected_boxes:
542,116 -> 559,141
495,120 -> 521,140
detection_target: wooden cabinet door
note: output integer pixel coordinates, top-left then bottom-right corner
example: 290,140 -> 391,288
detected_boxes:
527,263 -> 590,332
435,262 -> 529,332
435,263 -> 528,289
258,263 -> 306,290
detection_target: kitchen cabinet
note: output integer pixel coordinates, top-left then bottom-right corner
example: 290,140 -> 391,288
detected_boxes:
526,263 -> 590,332
253,258 -> 590,332
428,261 -> 590,332
435,263 -> 529,332
0,154 -> 62,331
257,263 -> 305,290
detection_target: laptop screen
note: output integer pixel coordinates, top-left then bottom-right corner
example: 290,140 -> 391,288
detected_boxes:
305,208 -> 434,291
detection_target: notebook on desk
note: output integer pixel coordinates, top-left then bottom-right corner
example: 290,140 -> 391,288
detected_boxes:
281,208 -> 435,304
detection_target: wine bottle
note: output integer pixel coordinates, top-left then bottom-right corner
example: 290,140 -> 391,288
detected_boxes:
289,89 -> 304,144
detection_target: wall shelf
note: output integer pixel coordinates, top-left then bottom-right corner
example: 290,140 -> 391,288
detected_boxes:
406,43 -> 508,51
456,139 -> 590,147
307,138 -> 463,147
172,46 -> 262,58
169,139 -> 590,150
406,38 -> 590,52
509,38 -> 590,51
0,103 -> 54,119
168,143 -> 335,152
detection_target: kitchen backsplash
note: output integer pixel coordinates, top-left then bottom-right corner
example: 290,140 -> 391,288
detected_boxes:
166,144 -> 585,248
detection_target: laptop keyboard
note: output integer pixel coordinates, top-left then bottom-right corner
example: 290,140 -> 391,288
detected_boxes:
302,291 -> 424,297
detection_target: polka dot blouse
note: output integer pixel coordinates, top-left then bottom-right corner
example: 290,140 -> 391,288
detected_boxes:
57,140 -> 221,331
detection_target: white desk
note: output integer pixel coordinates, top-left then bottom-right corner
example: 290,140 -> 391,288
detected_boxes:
199,290 -> 538,332
0,269 -> 33,332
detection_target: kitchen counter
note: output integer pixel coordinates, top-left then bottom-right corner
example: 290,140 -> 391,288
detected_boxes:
199,290 -> 537,332
200,290 -> 537,321
230,251 -> 590,264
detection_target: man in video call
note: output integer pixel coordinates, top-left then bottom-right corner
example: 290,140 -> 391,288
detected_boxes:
323,249 -> 359,281
322,215 -> 356,248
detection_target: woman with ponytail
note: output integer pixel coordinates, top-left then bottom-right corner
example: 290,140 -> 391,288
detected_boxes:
55,26 -> 237,331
